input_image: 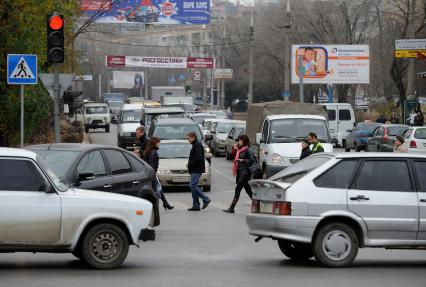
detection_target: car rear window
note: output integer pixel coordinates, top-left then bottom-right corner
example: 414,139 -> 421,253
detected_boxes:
34,150 -> 80,178
414,128 -> 426,139
154,124 -> 202,140
388,126 -> 408,136
271,156 -> 332,183
314,159 -> 358,189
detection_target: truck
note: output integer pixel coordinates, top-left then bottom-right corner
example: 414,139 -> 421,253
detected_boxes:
101,93 -> 125,115
161,96 -> 194,112
246,101 -> 333,178
151,86 -> 186,101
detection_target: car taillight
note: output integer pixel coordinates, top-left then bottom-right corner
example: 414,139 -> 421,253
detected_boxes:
273,201 -> 291,215
384,128 -> 389,142
251,200 -> 260,213
410,141 -> 417,148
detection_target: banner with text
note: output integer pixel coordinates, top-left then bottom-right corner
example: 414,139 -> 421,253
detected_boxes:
81,0 -> 210,25
291,45 -> 370,84
106,56 -> 214,69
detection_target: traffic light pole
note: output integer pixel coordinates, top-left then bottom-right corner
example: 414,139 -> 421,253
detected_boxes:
53,69 -> 61,143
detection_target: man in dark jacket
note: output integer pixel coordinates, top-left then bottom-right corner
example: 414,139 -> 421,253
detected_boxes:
135,126 -> 149,159
186,132 -> 210,211
415,111 -> 424,127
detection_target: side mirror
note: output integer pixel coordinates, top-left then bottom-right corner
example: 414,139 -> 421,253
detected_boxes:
256,133 -> 262,145
78,171 -> 95,181
205,134 -> 213,141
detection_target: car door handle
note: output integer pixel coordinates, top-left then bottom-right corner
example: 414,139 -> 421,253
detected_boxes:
350,195 -> 370,201
132,180 -> 140,185
103,184 -> 112,189
420,199 -> 426,203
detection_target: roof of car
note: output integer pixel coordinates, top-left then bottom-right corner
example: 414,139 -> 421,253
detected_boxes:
267,114 -> 327,121
26,143 -> 122,152
84,102 -> 108,107
155,118 -> 196,125
0,147 -> 38,160
190,113 -> 215,117
122,103 -> 143,110
321,152 -> 426,159
216,119 -> 245,124
378,124 -> 409,128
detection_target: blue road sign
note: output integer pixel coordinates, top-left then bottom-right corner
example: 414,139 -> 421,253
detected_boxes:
7,54 -> 38,85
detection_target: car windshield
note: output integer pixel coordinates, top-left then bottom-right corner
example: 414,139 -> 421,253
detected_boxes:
154,124 -> 202,140
210,111 -> 227,118
109,102 -> 123,108
85,106 -> 108,114
191,115 -> 216,124
415,128 -> 426,139
269,119 -> 331,143
218,123 -> 236,134
270,156 -> 332,183
122,109 -> 142,123
158,143 -> 191,159
388,126 -> 408,136
34,150 -> 80,179
36,156 -> 70,192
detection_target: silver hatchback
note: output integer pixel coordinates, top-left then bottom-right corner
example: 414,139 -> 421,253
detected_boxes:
246,153 -> 426,267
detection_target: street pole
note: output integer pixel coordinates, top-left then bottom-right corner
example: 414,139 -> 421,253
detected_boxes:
220,17 -> 226,109
203,69 -> 208,109
248,8 -> 254,105
283,0 -> 291,102
145,69 -> 149,99
210,65 -> 214,109
406,0 -> 417,100
20,85 -> 24,148
98,74 -> 102,101
53,69 -> 61,143
298,54 -> 304,103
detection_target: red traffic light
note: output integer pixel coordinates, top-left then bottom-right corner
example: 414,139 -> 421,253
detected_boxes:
49,15 -> 63,30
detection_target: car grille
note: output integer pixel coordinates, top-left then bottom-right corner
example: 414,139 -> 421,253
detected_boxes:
92,120 -> 103,125
170,170 -> 188,174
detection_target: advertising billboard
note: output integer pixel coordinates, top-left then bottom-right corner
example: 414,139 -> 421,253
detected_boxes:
112,71 -> 144,97
81,0 -> 210,25
106,55 -> 215,69
291,45 -> 369,84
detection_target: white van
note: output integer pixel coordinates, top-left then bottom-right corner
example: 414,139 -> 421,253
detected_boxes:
83,102 -> 111,133
320,103 -> 355,147
117,103 -> 143,150
255,115 -> 333,178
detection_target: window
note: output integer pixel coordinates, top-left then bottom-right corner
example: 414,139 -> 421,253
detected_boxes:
228,128 -> 235,139
414,128 -> 426,140
0,159 -> 45,191
218,123 -> 235,134
339,109 -> 351,121
404,129 -> 413,139
414,161 -> 426,191
327,110 -> 336,121
353,160 -> 411,192
103,149 -> 132,175
261,120 -> 269,143
375,127 -> 384,137
314,160 -> 358,189
77,150 -> 107,177
154,124 -> 202,140
85,106 -> 108,114
269,119 -> 331,143
388,126 -> 408,136
124,153 -> 147,173
34,150 -> 79,178
271,156 -> 332,183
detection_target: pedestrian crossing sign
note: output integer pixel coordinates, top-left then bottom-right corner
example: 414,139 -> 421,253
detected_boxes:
7,54 -> 38,85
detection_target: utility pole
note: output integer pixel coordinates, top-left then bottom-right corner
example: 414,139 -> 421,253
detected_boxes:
203,69 -> 208,109
248,7 -> 254,105
220,17 -> 226,109
406,0 -> 417,100
53,68 -> 61,143
283,0 -> 291,102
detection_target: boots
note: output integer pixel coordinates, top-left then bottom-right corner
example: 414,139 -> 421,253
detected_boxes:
223,197 -> 239,213
161,192 -> 174,211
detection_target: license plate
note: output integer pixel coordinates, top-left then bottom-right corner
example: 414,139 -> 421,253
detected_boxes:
172,176 -> 191,183
259,201 -> 273,214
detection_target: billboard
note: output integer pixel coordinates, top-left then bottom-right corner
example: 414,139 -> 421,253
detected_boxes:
106,55 -> 214,69
291,45 -> 369,84
81,0 -> 210,25
112,71 -> 144,97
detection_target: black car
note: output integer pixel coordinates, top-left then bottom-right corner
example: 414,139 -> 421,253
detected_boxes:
28,143 -> 160,227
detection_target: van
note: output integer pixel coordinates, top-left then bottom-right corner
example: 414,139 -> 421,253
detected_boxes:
82,102 -> 111,133
117,103 -> 143,150
320,103 -> 355,147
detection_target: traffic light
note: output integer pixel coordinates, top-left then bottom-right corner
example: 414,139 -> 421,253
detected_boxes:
47,14 -> 64,63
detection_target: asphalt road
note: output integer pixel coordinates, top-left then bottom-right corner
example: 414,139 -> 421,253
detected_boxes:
1,125 -> 426,287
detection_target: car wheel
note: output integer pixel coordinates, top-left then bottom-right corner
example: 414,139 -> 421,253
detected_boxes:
203,185 -> 211,192
278,240 -> 313,261
354,143 -> 361,152
313,222 -> 359,268
105,125 -> 110,133
85,126 -> 89,133
81,223 -> 129,270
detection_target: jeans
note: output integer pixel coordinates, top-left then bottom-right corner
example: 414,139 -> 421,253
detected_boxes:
189,173 -> 209,209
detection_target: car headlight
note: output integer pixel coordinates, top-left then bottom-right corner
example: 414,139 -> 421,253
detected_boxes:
87,117 -> 91,121
204,147 -> 211,154
272,153 -> 285,164
157,168 -> 171,175
122,132 -> 132,137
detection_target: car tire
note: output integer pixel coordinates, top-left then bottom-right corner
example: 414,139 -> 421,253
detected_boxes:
105,125 -> 110,133
313,222 -> 359,268
85,126 -> 89,133
278,240 -> 313,261
203,185 -> 211,192
354,143 -> 361,152
81,223 -> 129,270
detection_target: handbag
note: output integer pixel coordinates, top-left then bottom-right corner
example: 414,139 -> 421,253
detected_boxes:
248,156 -> 262,179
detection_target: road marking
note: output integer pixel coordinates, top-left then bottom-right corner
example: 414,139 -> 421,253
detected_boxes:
211,166 -> 234,183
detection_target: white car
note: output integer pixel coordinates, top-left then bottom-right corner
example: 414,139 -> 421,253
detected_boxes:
0,148 -> 155,269
83,102 -> 111,133
403,126 -> 426,152
117,103 -> 143,150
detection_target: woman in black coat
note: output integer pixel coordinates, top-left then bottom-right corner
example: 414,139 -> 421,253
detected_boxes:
300,139 -> 312,160
223,135 -> 255,213
144,137 -> 174,211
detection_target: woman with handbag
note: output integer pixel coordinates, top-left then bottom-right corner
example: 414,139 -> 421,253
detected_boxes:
144,137 -> 174,211
223,135 -> 255,214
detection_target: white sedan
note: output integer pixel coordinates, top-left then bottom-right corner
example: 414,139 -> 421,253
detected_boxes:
0,147 -> 155,269
403,127 -> 426,153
